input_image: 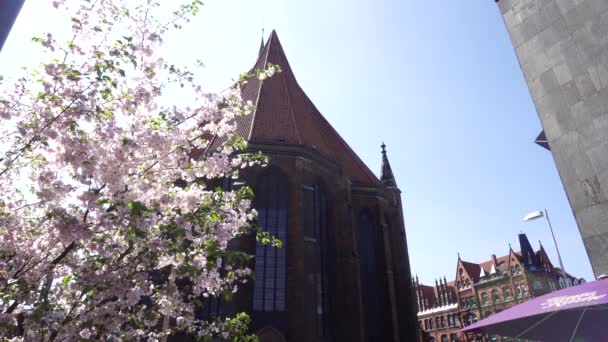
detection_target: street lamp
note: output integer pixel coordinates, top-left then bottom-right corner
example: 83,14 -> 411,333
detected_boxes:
523,209 -> 566,275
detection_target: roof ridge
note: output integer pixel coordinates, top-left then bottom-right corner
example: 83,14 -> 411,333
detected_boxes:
304,97 -> 380,185
280,59 -> 302,144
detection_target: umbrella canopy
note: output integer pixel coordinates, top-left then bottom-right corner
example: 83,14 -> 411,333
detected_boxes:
460,278 -> 608,341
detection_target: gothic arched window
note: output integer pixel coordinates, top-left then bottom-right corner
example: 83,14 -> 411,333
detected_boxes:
253,170 -> 289,312
357,211 -> 389,340
302,183 -> 333,338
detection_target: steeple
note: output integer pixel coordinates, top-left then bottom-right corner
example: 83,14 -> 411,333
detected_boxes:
380,142 -> 397,188
209,30 -> 381,186
259,27 -> 265,55
519,232 -> 538,268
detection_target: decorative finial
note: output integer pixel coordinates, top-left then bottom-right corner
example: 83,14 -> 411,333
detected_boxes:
509,242 -> 512,250
258,26 -> 266,55
380,142 -> 397,187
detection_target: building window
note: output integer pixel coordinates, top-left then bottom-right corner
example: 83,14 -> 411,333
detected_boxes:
450,333 -> 458,342
436,317 -> 441,329
503,286 -> 512,299
492,289 -> 500,303
302,184 -> 332,338
513,265 -> 522,275
465,279 -> 470,288
357,211 -> 389,340
441,335 -> 449,342
457,281 -> 461,289
429,317 -> 434,330
515,284 -> 527,297
447,315 -> 453,327
253,171 -> 289,312
481,292 -> 489,306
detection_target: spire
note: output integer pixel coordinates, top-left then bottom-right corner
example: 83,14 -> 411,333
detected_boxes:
220,30 -> 381,187
259,27 -> 265,56
519,232 -> 538,267
380,142 -> 397,187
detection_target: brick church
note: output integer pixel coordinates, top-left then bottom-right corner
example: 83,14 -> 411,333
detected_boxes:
215,30 -> 419,341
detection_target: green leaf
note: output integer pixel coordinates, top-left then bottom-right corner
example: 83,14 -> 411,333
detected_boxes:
61,274 -> 72,286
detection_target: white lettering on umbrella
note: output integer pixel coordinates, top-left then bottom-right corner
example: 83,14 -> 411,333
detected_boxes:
541,291 -> 606,309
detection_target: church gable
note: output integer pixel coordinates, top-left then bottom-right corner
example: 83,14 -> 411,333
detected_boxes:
234,30 -> 381,187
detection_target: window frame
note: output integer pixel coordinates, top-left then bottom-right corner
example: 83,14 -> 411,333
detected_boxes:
252,170 -> 289,312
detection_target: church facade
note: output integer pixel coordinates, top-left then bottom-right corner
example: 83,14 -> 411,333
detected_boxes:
224,31 -> 418,341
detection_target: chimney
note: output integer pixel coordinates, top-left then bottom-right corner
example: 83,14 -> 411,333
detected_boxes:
492,254 -> 498,265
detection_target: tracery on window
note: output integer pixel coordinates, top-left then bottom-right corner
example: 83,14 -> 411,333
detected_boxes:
253,171 -> 289,312
302,183 -> 332,338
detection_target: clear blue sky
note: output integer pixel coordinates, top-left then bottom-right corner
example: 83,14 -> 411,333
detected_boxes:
1,0 -> 595,283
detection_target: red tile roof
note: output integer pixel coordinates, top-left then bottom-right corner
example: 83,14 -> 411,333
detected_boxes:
462,252 -> 522,282
461,261 -> 481,282
479,254 -> 511,273
235,30 -> 381,187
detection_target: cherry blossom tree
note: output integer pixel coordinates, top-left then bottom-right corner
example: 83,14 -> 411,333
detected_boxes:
0,1 -> 279,340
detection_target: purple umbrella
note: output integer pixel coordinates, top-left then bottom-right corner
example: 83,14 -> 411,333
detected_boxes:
460,278 -> 608,341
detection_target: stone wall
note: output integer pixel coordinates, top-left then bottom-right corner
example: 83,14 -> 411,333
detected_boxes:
496,0 -> 608,276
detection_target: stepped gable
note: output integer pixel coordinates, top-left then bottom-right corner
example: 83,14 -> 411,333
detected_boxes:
232,30 -> 381,187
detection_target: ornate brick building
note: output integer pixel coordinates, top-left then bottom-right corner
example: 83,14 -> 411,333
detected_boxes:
197,31 -> 419,342
414,233 -> 583,342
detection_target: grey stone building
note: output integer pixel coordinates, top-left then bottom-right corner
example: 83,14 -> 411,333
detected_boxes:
494,0 -> 608,277
0,0 -> 25,52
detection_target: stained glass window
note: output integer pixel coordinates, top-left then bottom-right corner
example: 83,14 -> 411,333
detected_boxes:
302,184 -> 332,338
253,171 -> 289,312
357,211 -> 389,341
